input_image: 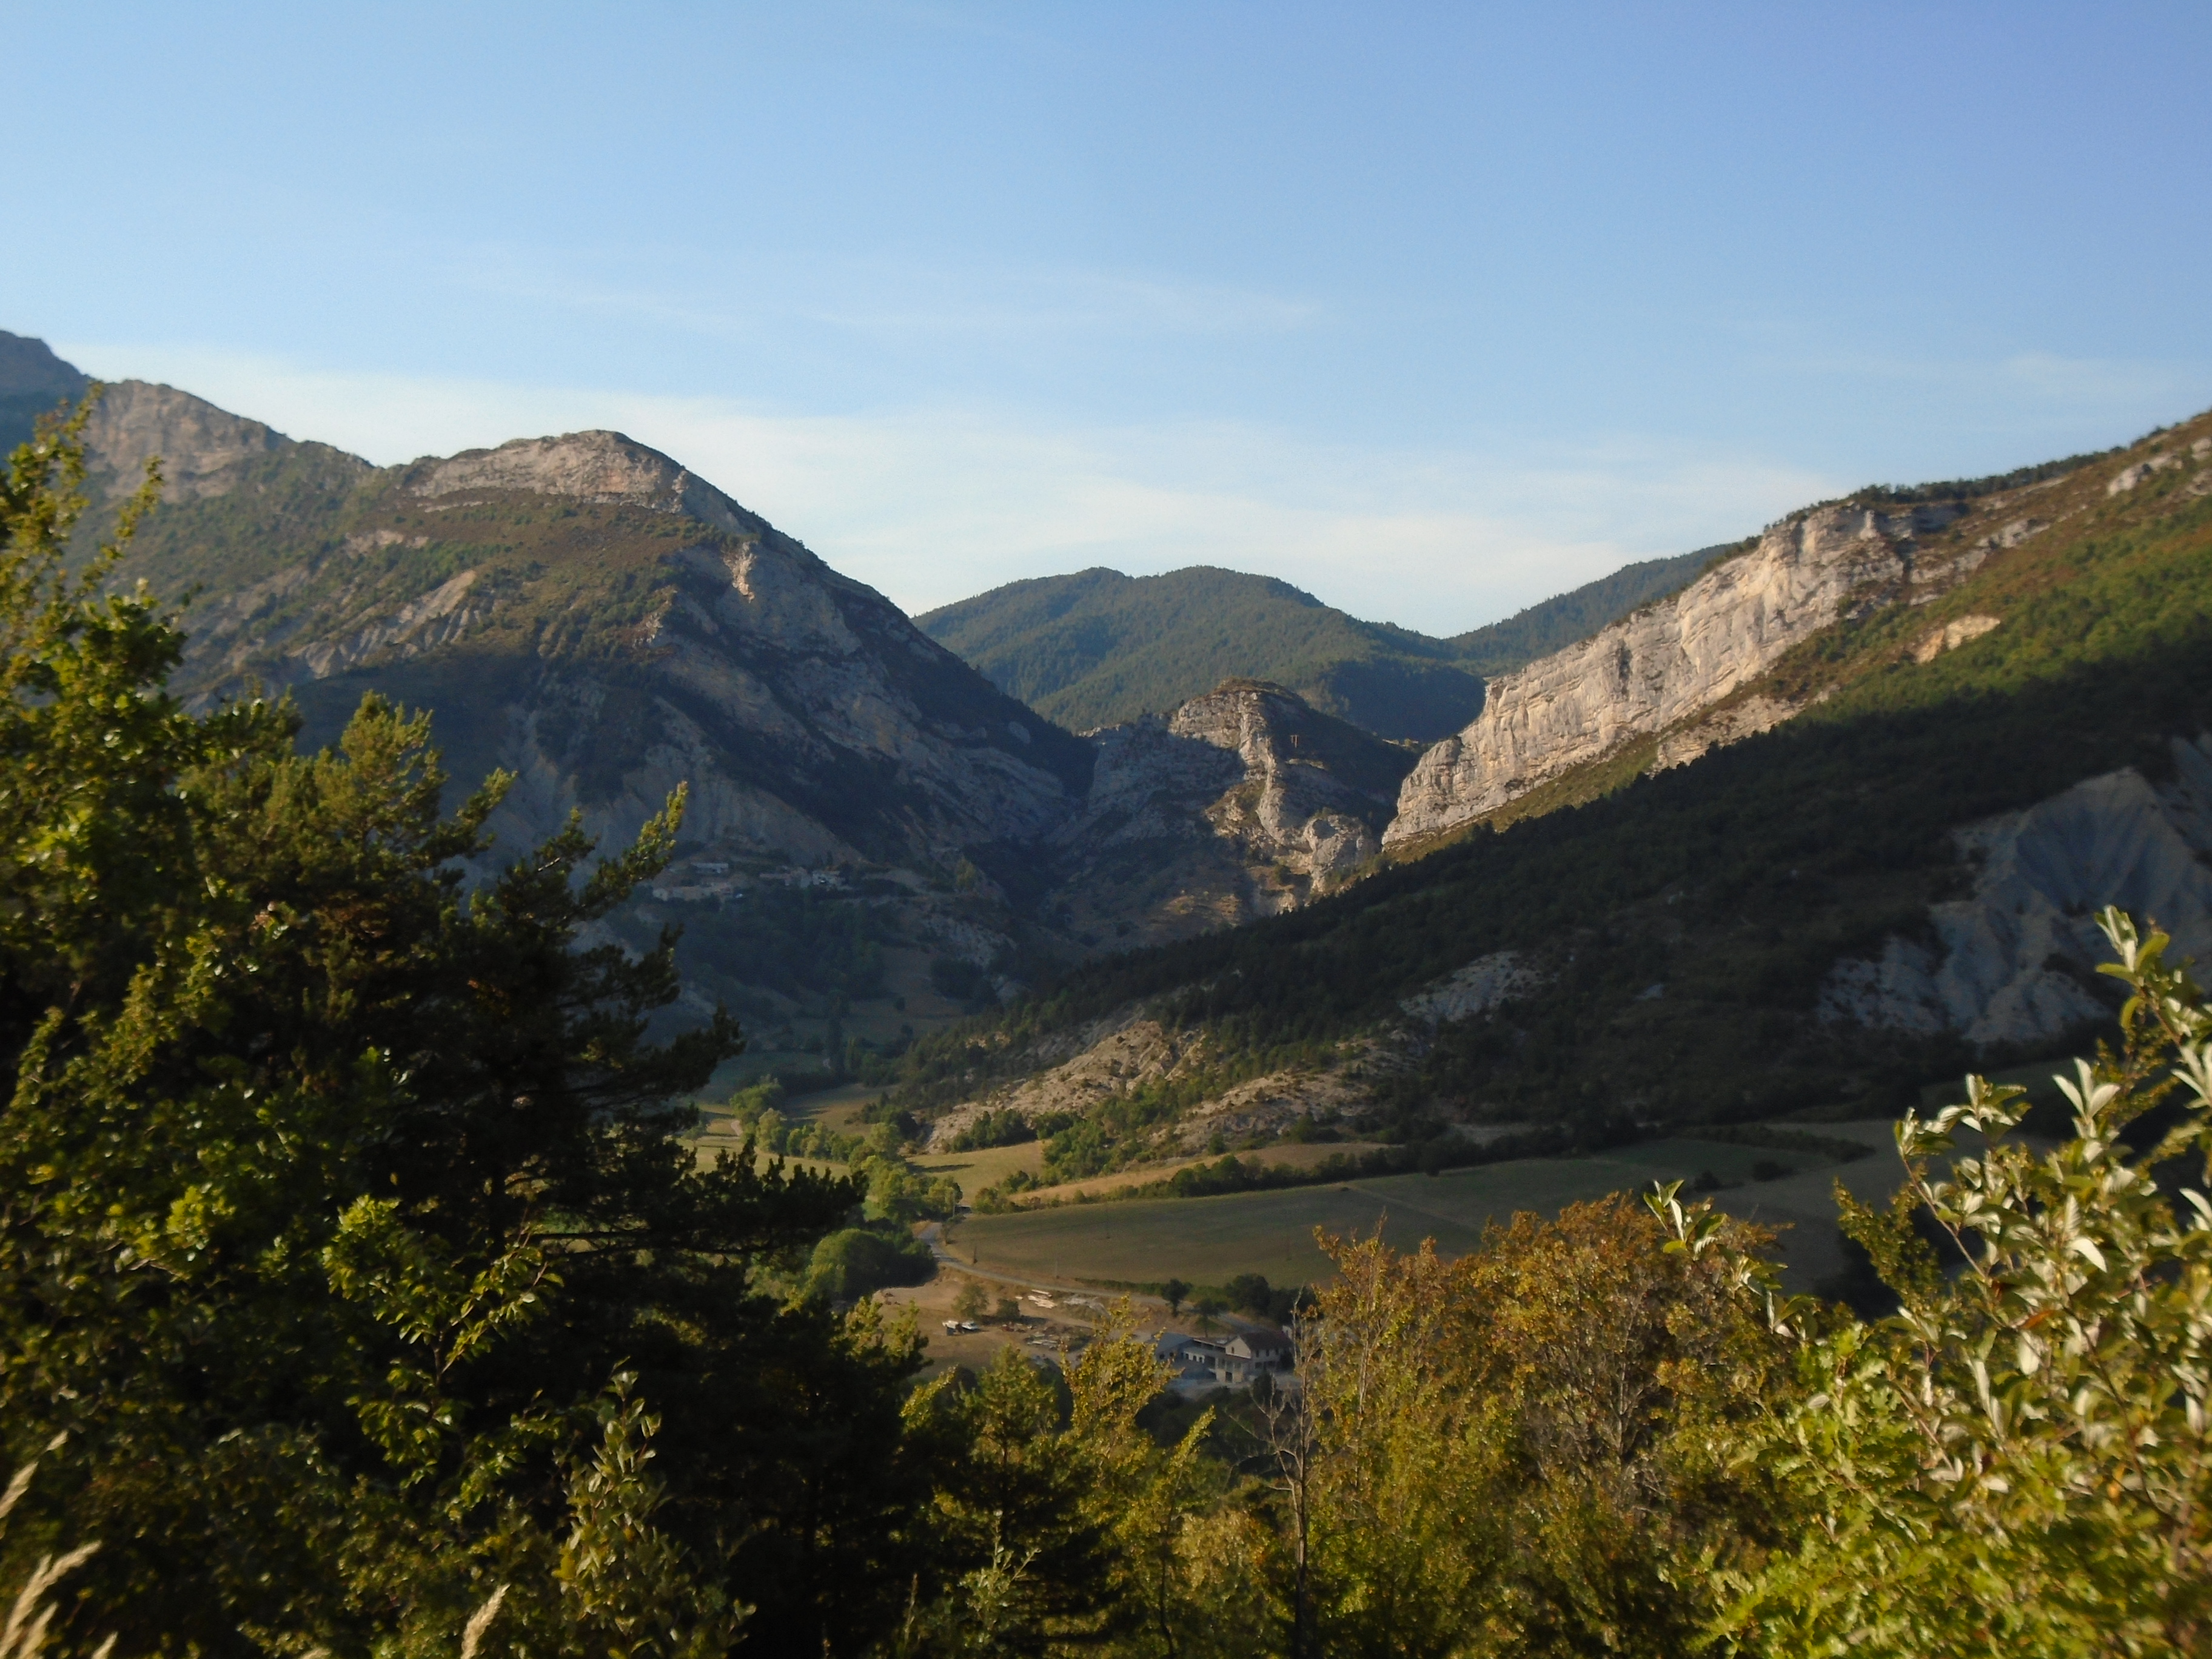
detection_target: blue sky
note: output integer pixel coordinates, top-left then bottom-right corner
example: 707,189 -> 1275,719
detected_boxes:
6,2 -> 2208,632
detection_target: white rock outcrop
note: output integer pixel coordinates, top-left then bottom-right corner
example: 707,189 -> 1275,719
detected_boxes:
1818,735 -> 2212,1046
1165,680 -> 1403,890
1042,680 -> 1413,943
1384,502 -> 1975,846
927,1012 -> 1200,1149
407,429 -> 762,538
1911,613 -> 2002,664
1399,950 -> 1543,1024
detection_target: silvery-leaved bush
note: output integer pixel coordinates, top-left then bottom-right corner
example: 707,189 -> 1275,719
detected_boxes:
1653,907 -> 2212,1657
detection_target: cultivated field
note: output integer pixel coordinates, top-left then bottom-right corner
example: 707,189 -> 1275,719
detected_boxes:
913,1138 -> 1047,1190
948,1126 -> 1911,1292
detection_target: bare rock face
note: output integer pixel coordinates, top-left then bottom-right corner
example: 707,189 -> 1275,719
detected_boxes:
406,430 -> 760,538
1384,502 -> 1977,846
928,1011 -> 1199,1150
1042,679 -> 1415,946
1911,612 -> 2002,664
75,379 -> 1085,882
1399,950 -> 1544,1025
82,380 -> 309,502
1818,734 -> 2212,1046
926,1000 -> 1374,1158
2106,440 -> 2208,495
1164,680 -> 1406,890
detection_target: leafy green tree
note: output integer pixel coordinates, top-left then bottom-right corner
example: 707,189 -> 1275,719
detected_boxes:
1159,1278 -> 1189,1317
0,398 -> 927,1654
900,1347 -> 1114,1654
1224,1273 -> 1274,1317
863,1156 -> 964,1225
1250,1202 -> 1788,1659
1062,1318 -> 1248,1659
897,1318 -> 1232,1657
806,1227 -> 935,1302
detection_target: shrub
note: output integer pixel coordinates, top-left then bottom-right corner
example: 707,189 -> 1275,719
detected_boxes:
950,1108 -> 1037,1151
805,1227 -> 935,1302
1663,907 -> 2212,1655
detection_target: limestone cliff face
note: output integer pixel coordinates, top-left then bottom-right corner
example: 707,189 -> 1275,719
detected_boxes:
404,431 -> 760,537
84,387 -> 1086,879
1818,735 -> 2212,1047
1165,679 -> 1409,890
84,380 -> 345,503
1042,679 -> 1415,947
1384,501 -> 1980,846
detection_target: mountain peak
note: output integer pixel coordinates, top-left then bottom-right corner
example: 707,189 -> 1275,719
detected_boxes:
404,430 -> 766,539
0,330 -> 93,453
0,330 -> 89,401
83,380 -> 300,503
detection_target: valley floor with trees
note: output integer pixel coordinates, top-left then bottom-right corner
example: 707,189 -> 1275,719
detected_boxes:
6,400 -> 2212,1655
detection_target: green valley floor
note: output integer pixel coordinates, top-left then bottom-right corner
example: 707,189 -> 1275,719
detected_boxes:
944,1123 -> 1906,1292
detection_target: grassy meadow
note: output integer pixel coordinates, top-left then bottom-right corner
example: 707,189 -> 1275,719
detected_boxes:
913,1138 -> 1047,1190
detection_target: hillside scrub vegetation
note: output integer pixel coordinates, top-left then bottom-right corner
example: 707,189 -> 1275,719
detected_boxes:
10,398 -> 2212,1655
914,911 -> 2212,1657
887,432 -> 2212,1164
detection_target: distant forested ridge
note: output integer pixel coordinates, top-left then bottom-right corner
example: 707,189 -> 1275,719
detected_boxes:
917,551 -> 1712,742
1441,545 -> 1718,672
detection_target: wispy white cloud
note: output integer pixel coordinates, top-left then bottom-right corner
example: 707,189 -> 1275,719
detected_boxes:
447,248 -> 1322,344
53,340 -> 1836,635
1997,352 -> 2188,414
1756,343 -> 2193,412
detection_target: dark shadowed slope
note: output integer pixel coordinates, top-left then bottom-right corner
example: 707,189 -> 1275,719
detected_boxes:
0,329 -> 90,452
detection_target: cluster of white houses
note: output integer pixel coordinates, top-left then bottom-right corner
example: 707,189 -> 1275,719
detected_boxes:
1153,1327 -> 1297,1391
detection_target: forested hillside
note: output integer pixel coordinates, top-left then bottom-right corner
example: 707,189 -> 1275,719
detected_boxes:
918,551 -> 1709,742
890,412 -> 2212,1176
1441,544 -> 1714,672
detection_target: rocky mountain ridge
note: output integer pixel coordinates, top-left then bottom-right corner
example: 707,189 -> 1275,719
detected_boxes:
1035,679 -> 1416,948
80,392 -> 1086,873
2,336 -> 1422,1047
19,331 -> 2210,1153
82,377 -> 317,503
1386,498 -> 2000,847
884,404 -> 2212,1182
